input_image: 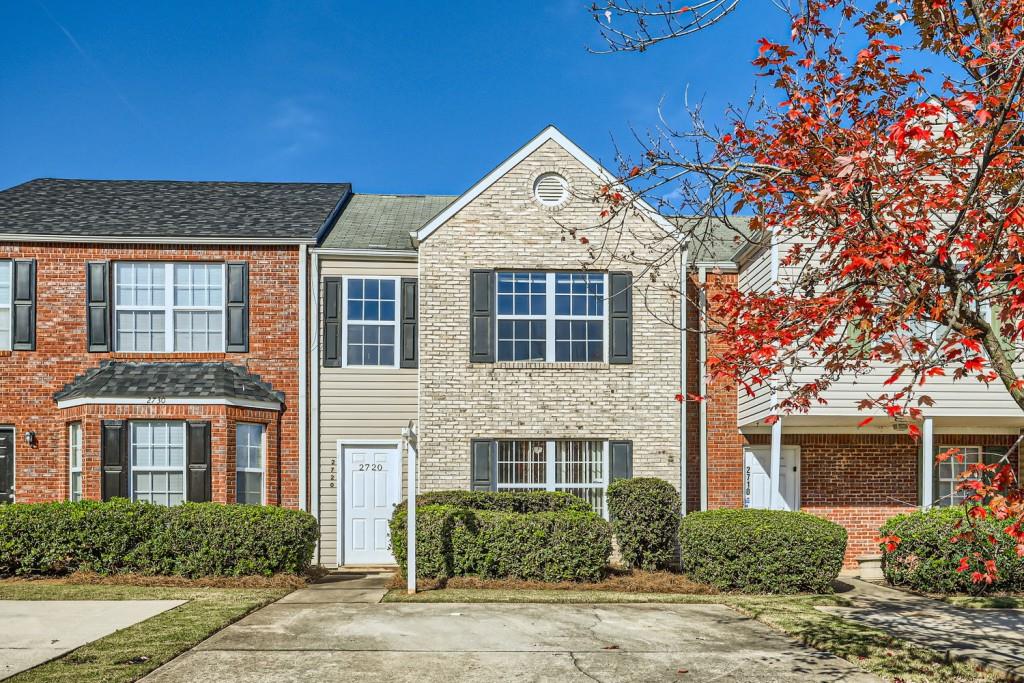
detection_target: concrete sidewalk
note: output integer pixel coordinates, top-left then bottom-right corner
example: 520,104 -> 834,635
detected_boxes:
821,579 -> 1024,679
144,574 -> 878,682
0,599 -> 184,680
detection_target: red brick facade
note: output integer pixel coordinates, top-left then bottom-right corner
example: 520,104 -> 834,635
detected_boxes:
0,242 -> 301,507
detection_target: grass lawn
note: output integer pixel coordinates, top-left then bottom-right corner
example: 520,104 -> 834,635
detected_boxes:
0,581 -> 291,683
386,586 -> 997,682
941,594 -> 1024,609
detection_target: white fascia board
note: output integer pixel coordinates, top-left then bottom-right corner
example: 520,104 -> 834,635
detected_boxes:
55,396 -> 282,410
0,234 -> 315,246
415,125 -> 678,243
312,247 -> 418,261
689,260 -> 739,272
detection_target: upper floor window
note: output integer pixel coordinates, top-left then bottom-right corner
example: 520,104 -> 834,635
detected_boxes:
496,272 -> 606,362
114,262 -> 225,352
0,261 -> 10,351
344,277 -> 398,367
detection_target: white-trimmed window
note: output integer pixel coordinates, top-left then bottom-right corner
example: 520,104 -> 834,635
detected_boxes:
496,272 -> 606,362
236,423 -> 265,505
343,277 -> 398,367
69,423 -> 82,502
114,262 -> 224,352
496,440 -> 609,516
130,421 -> 186,506
937,444 -> 983,506
0,260 -> 11,351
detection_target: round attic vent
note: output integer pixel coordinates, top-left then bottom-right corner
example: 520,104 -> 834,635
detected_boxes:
533,172 -> 569,207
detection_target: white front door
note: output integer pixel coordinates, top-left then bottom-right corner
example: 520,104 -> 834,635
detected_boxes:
743,445 -> 800,511
343,445 -> 402,565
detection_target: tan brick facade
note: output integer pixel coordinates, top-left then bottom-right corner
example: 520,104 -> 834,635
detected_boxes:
417,139 -> 684,492
0,242 -> 301,507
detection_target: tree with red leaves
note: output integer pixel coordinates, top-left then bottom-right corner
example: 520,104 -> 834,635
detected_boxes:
587,0 -> 1024,584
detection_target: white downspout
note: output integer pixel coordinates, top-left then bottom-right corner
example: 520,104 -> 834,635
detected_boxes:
698,265 -> 708,511
770,416 -> 783,510
298,244 -> 308,512
310,253 -> 322,558
921,417 -> 934,509
679,249 -> 688,516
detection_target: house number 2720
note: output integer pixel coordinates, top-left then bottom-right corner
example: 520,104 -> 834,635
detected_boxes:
358,463 -> 383,472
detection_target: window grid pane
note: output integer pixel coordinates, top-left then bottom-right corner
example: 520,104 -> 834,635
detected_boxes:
938,445 -> 983,506
236,423 -> 265,505
344,278 -> 397,366
495,440 -> 608,517
69,423 -> 83,502
497,441 -> 548,486
130,422 -> 186,506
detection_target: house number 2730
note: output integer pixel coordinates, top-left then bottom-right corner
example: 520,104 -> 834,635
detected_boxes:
358,463 -> 383,472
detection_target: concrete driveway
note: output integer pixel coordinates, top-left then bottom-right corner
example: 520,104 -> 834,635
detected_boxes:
0,599 -> 184,680
144,574 -> 877,683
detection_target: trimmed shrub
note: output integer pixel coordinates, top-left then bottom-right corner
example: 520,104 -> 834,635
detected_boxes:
880,507 -> 1024,594
390,505 -> 612,582
679,509 -> 846,593
397,490 -> 592,514
607,478 -> 681,570
0,499 -> 318,577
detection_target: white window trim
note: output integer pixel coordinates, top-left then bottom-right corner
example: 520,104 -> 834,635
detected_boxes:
236,422 -> 267,505
495,272 -> 609,363
113,262 -> 226,353
495,439 -> 610,518
0,260 -> 11,351
68,423 -> 82,502
127,421 -> 188,505
937,444 -> 984,507
340,275 -> 401,369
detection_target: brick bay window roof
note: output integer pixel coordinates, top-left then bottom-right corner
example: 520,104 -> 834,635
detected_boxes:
54,361 -> 284,409
0,178 -> 352,244
321,193 -> 457,251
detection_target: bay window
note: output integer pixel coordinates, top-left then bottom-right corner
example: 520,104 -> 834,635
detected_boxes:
130,421 -> 186,506
114,262 -> 225,352
0,260 -> 10,350
496,439 -> 609,515
496,272 -> 606,362
68,423 -> 82,502
236,423 -> 265,505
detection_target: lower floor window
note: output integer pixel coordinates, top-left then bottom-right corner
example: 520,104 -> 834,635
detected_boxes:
236,423 -> 265,505
496,440 -> 608,516
131,421 -> 186,506
69,423 -> 82,502
937,445 -> 983,507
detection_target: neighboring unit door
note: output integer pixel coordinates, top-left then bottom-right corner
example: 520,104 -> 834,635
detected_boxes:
0,428 -> 13,504
343,445 -> 402,565
743,445 -> 799,511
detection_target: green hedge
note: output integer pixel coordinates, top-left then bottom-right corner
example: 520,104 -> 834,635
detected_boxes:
396,490 -> 593,514
0,499 -> 318,577
679,509 -> 846,593
880,507 -> 1024,594
607,478 -> 681,570
391,504 -> 612,582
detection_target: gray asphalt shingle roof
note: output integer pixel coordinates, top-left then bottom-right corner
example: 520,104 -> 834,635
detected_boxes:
321,193 -> 456,251
0,178 -> 351,242
54,361 -> 284,405
670,216 -> 756,262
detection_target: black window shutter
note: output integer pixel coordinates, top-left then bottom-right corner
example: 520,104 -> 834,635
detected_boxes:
0,429 -> 13,504
609,440 -> 633,484
186,421 -> 212,503
225,262 -> 249,352
469,270 -> 495,363
323,277 -> 343,367
400,277 -> 418,368
471,439 -> 497,491
101,420 -> 129,500
608,272 -> 633,364
11,259 -> 36,351
86,261 -> 111,352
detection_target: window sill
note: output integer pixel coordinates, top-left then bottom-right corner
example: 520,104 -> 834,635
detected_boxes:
488,361 -> 610,370
109,353 -> 230,361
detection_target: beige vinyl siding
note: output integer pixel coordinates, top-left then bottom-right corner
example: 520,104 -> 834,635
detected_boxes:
317,258 -> 417,566
737,247 -> 775,424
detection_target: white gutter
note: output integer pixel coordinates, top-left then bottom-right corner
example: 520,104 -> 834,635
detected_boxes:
311,247 -> 418,260
55,396 -> 281,410
0,234 -> 316,245
298,244 -> 308,512
311,252 -> 322,545
679,248 -> 688,517
698,265 -> 708,511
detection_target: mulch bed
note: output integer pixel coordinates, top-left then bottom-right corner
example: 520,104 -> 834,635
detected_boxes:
387,569 -> 718,594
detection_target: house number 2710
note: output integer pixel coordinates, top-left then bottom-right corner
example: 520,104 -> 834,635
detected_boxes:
358,463 -> 383,472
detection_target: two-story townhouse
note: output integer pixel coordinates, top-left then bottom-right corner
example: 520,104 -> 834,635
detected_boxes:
0,179 -> 350,509
312,126 -> 686,567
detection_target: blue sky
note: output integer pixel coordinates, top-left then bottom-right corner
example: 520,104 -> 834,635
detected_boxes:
1,2 -> 791,194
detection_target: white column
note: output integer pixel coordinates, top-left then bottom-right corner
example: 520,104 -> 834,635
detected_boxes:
921,418 -> 934,510
405,433 -> 417,594
769,417 -> 783,510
